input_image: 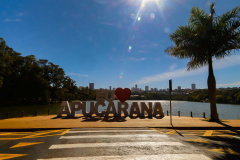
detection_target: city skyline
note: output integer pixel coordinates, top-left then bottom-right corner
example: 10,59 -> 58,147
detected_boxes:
88,82 -> 240,91
1,0 -> 240,89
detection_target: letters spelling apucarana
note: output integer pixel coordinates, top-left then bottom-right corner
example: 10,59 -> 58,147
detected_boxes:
57,90 -> 164,118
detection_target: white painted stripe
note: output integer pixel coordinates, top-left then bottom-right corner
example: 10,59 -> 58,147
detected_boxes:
60,134 -> 167,139
233,136 -> 240,139
70,128 -> 150,130
67,130 -> 155,133
49,142 -> 183,149
37,154 -> 211,160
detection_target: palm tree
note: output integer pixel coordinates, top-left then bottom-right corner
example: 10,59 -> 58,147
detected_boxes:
165,2 -> 240,122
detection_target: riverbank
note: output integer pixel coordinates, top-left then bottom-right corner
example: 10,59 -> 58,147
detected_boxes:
0,115 -> 240,130
1,101 -> 240,120
0,103 -> 61,119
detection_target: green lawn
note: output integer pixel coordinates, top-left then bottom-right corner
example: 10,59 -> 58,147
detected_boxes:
0,103 -> 61,119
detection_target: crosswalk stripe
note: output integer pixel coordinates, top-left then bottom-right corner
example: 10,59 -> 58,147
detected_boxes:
37,154 -> 211,160
233,136 -> 240,139
39,128 -> 211,160
67,130 -> 155,133
60,134 -> 167,139
49,142 -> 184,149
70,128 -> 150,130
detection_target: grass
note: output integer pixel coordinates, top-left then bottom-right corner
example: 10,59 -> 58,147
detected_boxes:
0,103 -> 61,119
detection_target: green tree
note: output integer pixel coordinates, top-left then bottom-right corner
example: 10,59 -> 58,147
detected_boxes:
165,3 -> 240,121
234,91 -> 240,104
0,38 -> 81,105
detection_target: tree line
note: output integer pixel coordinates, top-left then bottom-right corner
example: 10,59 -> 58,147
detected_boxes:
1,36 -> 239,106
129,89 -> 240,104
187,89 -> 240,104
0,38 -> 95,106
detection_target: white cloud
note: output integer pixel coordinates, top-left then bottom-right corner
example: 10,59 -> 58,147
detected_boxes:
94,0 -> 106,4
138,50 -> 148,53
71,14 -> 81,18
139,42 -> 161,49
128,57 -> 145,61
100,21 -> 115,26
217,81 -> 240,87
1,11 -> 7,15
134,67 -> 207,85
17,12 -> 24,16
4,18 -> 21,22
168,63 -> 177,71
133,55 -> 240,85
213,55 -> 240,70
69,73 -> 88,77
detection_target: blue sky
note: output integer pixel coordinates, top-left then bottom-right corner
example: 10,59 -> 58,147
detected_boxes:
1,0 -> 240,90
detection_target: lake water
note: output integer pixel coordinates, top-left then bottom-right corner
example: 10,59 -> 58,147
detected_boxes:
76,100 -> 240,120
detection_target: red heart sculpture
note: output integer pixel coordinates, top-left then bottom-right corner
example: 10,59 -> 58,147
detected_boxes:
115,88 -> 131,103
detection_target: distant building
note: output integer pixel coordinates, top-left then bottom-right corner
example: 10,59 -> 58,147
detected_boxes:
191,83 -> 196,90
113,87 -> 116,91
178,86 -> 181,91
154,88 -> 158,92
109,86 -> 111,90
135,84 -> 137,91
145,86 -> 149,92
89,83 -> 94,90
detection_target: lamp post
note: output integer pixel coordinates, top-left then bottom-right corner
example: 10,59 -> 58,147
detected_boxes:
169,79 -> 172,125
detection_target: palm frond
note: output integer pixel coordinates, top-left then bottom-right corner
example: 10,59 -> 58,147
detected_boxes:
218,6 -> 240,25
187,58 -> 208,70
165,3 -> 240,70
210,2 -> 215,16
188,7 -> 209,28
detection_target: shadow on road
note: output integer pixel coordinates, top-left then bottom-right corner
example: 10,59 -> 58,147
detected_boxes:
217,121 -> 240,135
52,115 -> 164,122
171,124 -> 184,137
185,135 -> 240,160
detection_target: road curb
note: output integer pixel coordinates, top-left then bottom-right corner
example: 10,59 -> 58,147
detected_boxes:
1,127 -> 240,131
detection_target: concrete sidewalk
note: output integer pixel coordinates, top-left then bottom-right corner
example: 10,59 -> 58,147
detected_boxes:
0,114 -> 240,130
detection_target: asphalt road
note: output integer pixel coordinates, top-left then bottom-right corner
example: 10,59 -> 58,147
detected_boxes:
0,128 -> 240,160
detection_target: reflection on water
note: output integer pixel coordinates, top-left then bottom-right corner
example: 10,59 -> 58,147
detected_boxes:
76,100 -> 240,120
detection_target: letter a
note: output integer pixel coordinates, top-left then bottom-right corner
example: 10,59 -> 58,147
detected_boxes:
57,101 -> 71,117
105,102 -> 117,117
153,102 -> 164,117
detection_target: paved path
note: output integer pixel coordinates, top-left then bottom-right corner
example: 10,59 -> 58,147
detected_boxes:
1,129 -> 240,159
37,128 -> 211,160
1,115 -> 240,129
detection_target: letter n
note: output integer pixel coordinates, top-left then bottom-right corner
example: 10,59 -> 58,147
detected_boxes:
129,102 -> 140,118
140,102 -> 152,118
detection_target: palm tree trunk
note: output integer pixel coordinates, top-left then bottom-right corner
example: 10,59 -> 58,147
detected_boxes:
207,57 -> 219,121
